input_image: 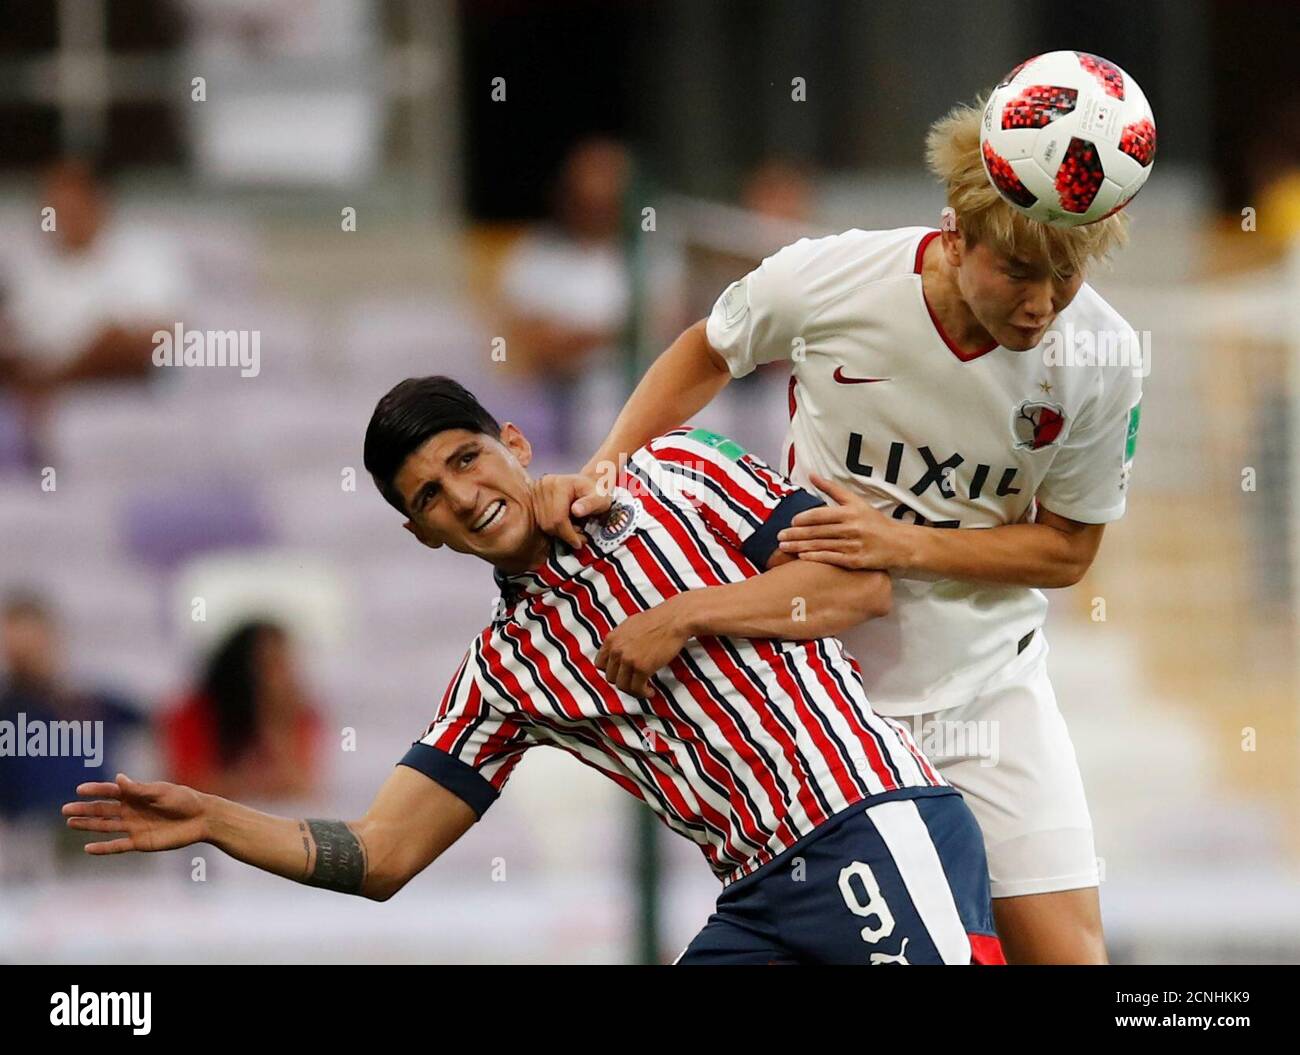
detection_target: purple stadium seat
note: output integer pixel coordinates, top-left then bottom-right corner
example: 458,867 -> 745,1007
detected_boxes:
0,395 -> 35,472
120,478 -> 273,573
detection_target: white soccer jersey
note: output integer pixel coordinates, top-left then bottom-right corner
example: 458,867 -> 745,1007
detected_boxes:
706,226 -> 1143,714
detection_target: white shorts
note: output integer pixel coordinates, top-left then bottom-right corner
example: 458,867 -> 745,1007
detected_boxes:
893,633 -> 1099,899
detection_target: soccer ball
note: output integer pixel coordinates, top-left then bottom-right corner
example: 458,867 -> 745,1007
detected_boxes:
979,51 -> 1156,226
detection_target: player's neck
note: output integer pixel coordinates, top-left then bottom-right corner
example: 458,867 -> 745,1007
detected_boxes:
491,531 -> 553,577
920,235 -> 999,355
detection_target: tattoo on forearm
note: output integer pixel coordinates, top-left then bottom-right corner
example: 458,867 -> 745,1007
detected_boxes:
298,821 -> 312,874
301,819 -> 367,894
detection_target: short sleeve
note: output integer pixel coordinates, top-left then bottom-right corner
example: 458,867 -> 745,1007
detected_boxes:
633,428 -> 824,568
1036,359 -> 1143,524
705,228 -> 925,378
397,642 -> 532,818
705,236 -> 823,378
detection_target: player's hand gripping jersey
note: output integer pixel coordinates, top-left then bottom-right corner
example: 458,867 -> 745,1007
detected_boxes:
706,227 -> 1143,714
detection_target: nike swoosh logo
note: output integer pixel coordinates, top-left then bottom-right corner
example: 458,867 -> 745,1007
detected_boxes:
833,367 -> 891,384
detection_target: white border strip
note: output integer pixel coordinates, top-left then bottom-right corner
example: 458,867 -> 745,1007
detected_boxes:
866,800 -> 972,964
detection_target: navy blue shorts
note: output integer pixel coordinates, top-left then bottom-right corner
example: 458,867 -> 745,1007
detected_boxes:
677,789 -> 1004,965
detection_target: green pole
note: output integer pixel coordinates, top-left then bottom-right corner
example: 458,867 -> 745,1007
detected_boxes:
620,154 -> 662,965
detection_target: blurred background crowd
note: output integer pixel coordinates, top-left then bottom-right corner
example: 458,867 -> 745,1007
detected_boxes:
1,0 -> 1298,963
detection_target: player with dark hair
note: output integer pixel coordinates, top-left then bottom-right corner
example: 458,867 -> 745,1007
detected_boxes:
64,375 -> 1003,965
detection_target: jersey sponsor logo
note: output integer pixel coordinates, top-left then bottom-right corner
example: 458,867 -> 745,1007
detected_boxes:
844,435 -> 1022,526
1010,400 -> 1066,450
833,366 -> 891,385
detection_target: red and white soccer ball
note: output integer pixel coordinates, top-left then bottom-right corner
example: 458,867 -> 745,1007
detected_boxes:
979,51 -> 1156,226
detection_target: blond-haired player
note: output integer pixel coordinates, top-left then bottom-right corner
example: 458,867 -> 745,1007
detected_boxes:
539,95 -> 1143,964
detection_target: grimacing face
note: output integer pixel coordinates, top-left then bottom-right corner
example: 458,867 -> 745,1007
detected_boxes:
393,424 -> 544,571
951,235 -> 1086,352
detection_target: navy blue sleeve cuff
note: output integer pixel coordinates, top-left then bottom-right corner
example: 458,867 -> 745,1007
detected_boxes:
741,489 -> 827,569
397,742 -> 500,819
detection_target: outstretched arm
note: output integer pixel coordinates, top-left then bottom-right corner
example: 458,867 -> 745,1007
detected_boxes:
63,766 -> 476,902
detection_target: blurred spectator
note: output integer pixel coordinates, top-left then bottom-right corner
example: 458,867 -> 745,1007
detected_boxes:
683,156 -> 823,438
683,155 -> 823,322
159,619 -> 322,801
0,158 -> 189,463
0,591 -> 146,873
740,156 -> 816,224
495,137 -> 685,453
498,138 -> 632,379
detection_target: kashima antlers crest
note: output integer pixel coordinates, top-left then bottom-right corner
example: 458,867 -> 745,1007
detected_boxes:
1011,399 -> 1067,450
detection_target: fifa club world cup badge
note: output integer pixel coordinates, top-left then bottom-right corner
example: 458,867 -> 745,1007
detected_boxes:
584,487 -> 642,550
1011,399 -> 1067,450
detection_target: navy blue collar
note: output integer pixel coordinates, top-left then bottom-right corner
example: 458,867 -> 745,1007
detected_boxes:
492,538 -> 572,600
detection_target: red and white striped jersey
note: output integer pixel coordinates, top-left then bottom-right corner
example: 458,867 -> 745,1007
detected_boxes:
399,427 -> 947,885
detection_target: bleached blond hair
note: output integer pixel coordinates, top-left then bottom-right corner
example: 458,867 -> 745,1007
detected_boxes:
925,94 -> 1128,279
